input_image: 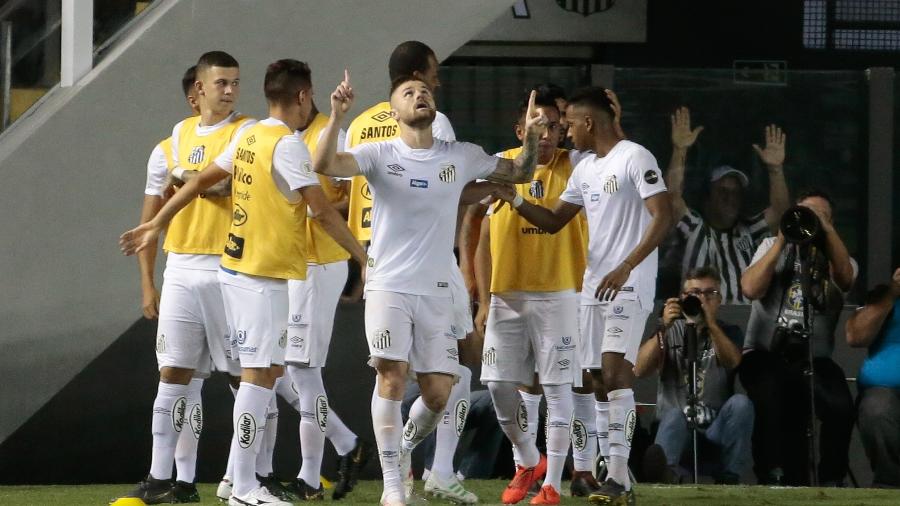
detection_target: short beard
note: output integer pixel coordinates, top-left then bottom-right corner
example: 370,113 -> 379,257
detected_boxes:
405,109 -> 436,129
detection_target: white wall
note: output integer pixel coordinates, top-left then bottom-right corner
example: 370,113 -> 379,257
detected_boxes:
0,0 -> 513,443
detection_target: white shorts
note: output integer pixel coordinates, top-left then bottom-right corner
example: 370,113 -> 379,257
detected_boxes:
480,294 -> 580,386
450,263 -> 474,335
286,261 -> 348,367
156,265 -> 241,377
364,290 -> 460,376
218,268 -> 289,368
579,299 -> 649,368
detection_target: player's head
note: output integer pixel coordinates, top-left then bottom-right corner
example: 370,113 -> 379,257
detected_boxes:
389,41 -> 440,90
181,65 -> 199,115
515,89 -> 560,164
565,86 -> 616,150
194,51 -> 240,116
389,75 -> 436,130
264,59 -> 314,130
535,83 -> 569,144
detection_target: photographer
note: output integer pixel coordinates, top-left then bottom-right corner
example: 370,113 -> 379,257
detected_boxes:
739,189 -> 856,486
635,267 -> 751,484
846,267 -> 900,488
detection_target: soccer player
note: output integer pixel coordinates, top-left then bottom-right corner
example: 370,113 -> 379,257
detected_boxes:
473,89 -> 592,504
122,52 -> 251,504
492,86 -> 672,505
285,62 -> 370,500
121,59 -> 367,506
345,40 -> 480,504
314,71 -> 545,506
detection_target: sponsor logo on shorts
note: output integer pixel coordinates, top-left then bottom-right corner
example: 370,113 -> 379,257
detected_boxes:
437,281 -> 449,288
371,329 -> 391,350
446,348 -> 459,360
237,330 -> 248,345
367,257 -> 375,268
558,359 -> 571,370
608,327 -> 623,334
450,325 -> 459,337
315,395 -> 328,432
290,335 -> 303,348
571,419 -> 587,451
591,193 -> 600,202
403,420 -> 417,442
603,175 -> 619,194
516,402 -> 528,432
189,403 -> 203,440
482,347 -> 497,366
455,400 -> 468,437
625,409 -> 636,443
644,169 -> 660,184
291,314 -> 302,323
410,179 -> 429,188
278,329 -> 287,349
439,163 -> 456,183
609,305 -> 629,320
302,160 -> 313,175
562,335 -> 572,345
386,163 -> 405,176
156,333 -> 166,353
172,396 -> 187,433
188,145 -> 206,165
529,180 -> 544,198
237,412 -> 257,449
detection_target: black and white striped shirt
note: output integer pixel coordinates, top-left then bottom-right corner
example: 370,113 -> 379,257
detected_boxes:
676,209 -> 771,304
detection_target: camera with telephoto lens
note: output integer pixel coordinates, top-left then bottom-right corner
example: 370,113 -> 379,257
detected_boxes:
679,294 -> 704,323
780,205 -> 822,245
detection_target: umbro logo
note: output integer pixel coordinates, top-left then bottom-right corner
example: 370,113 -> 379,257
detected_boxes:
371,111 -> 392,123
608,327 -> 623,333
387,164 -> 405,176
246,135 -> 255,145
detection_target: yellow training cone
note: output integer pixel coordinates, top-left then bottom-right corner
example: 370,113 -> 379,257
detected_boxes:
109,498 -> 146,506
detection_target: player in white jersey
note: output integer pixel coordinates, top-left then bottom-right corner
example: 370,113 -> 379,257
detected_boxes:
121,53 -> 250,505
314,71 -> 546,506
493,86 -> 673,506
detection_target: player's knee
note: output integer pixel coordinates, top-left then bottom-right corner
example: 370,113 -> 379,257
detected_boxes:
160,367 -> 194,385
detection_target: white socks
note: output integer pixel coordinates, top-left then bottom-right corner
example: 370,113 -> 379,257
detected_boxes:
401,398 -> 441,454
607,389 -> 635,489
174,378 -> 203,483
512,390 -> 543,467
289,365 -> 328,486
149,381 -> 189,480
372,388 -> 403,497
223,383 -> 239,481
488,382 -> 540,468
255,383 -> 280,477
232,382 -> 273,498
572,392 -> 598,472
326,410 -> 358,457
431,365 -> 471,478
596,400 -> 610,462
542,384 -> 573,491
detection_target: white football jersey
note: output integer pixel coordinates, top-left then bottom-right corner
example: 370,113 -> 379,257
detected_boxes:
560,140 -> 667,311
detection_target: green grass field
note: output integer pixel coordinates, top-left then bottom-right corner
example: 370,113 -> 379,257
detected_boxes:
2,481 -> 900,506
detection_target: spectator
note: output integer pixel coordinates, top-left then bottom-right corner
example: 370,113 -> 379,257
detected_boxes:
665,107 -> 790,303
635,267 -> 752,484
846,267 -> 900,488
738,189 -> 856,485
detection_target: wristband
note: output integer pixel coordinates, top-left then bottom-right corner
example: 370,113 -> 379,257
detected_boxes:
172,167 -> 186,180
512,194 -> 524,208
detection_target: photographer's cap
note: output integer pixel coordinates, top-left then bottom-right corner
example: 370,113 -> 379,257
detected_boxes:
710,165 -> 749,188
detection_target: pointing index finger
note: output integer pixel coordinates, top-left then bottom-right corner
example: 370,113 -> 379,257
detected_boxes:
527,89 -> 536,116
344,68 -> 350,85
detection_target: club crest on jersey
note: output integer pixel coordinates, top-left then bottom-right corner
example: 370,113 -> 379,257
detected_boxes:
188,145 -> 206,165
278,329 -> 287,349
439,163 -> 456,183
482,346 -> 497,366
529,180 -> 544,198
156,333 -> 166,353
603,175 -> 619,194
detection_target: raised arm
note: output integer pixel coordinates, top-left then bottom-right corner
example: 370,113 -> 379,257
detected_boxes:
754,124 -> 789,231
302,184 -> 367,267
313,70 -> 362,178
665,106 -> 703,222
741,235 -> 784,300
120,163 -> 229,255
485,90 -> 547,184
847,270 -> 900,347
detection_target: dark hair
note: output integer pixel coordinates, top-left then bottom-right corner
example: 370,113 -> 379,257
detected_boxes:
567,86 -> 614,119
264,59 -> 312,106
684,266 -> 721,285
389,74 -> 429,97
535,82 -> 567,102
796,187 -> 836,211
516,88 -> 558,123
181,65 -> 197,97
388,41 -> 436,80
196,50 -> 239,73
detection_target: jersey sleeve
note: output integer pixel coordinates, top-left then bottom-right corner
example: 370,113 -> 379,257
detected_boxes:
348,142 -> 383,177
747,236 -> 776,269
169,120 -> 184,168
144,142 -> 169,197
559,165 -> 585,207
433,111 -> 456,142
273,134 -> 320,191
627,145 -> 667,199
457,142 -> 500,181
